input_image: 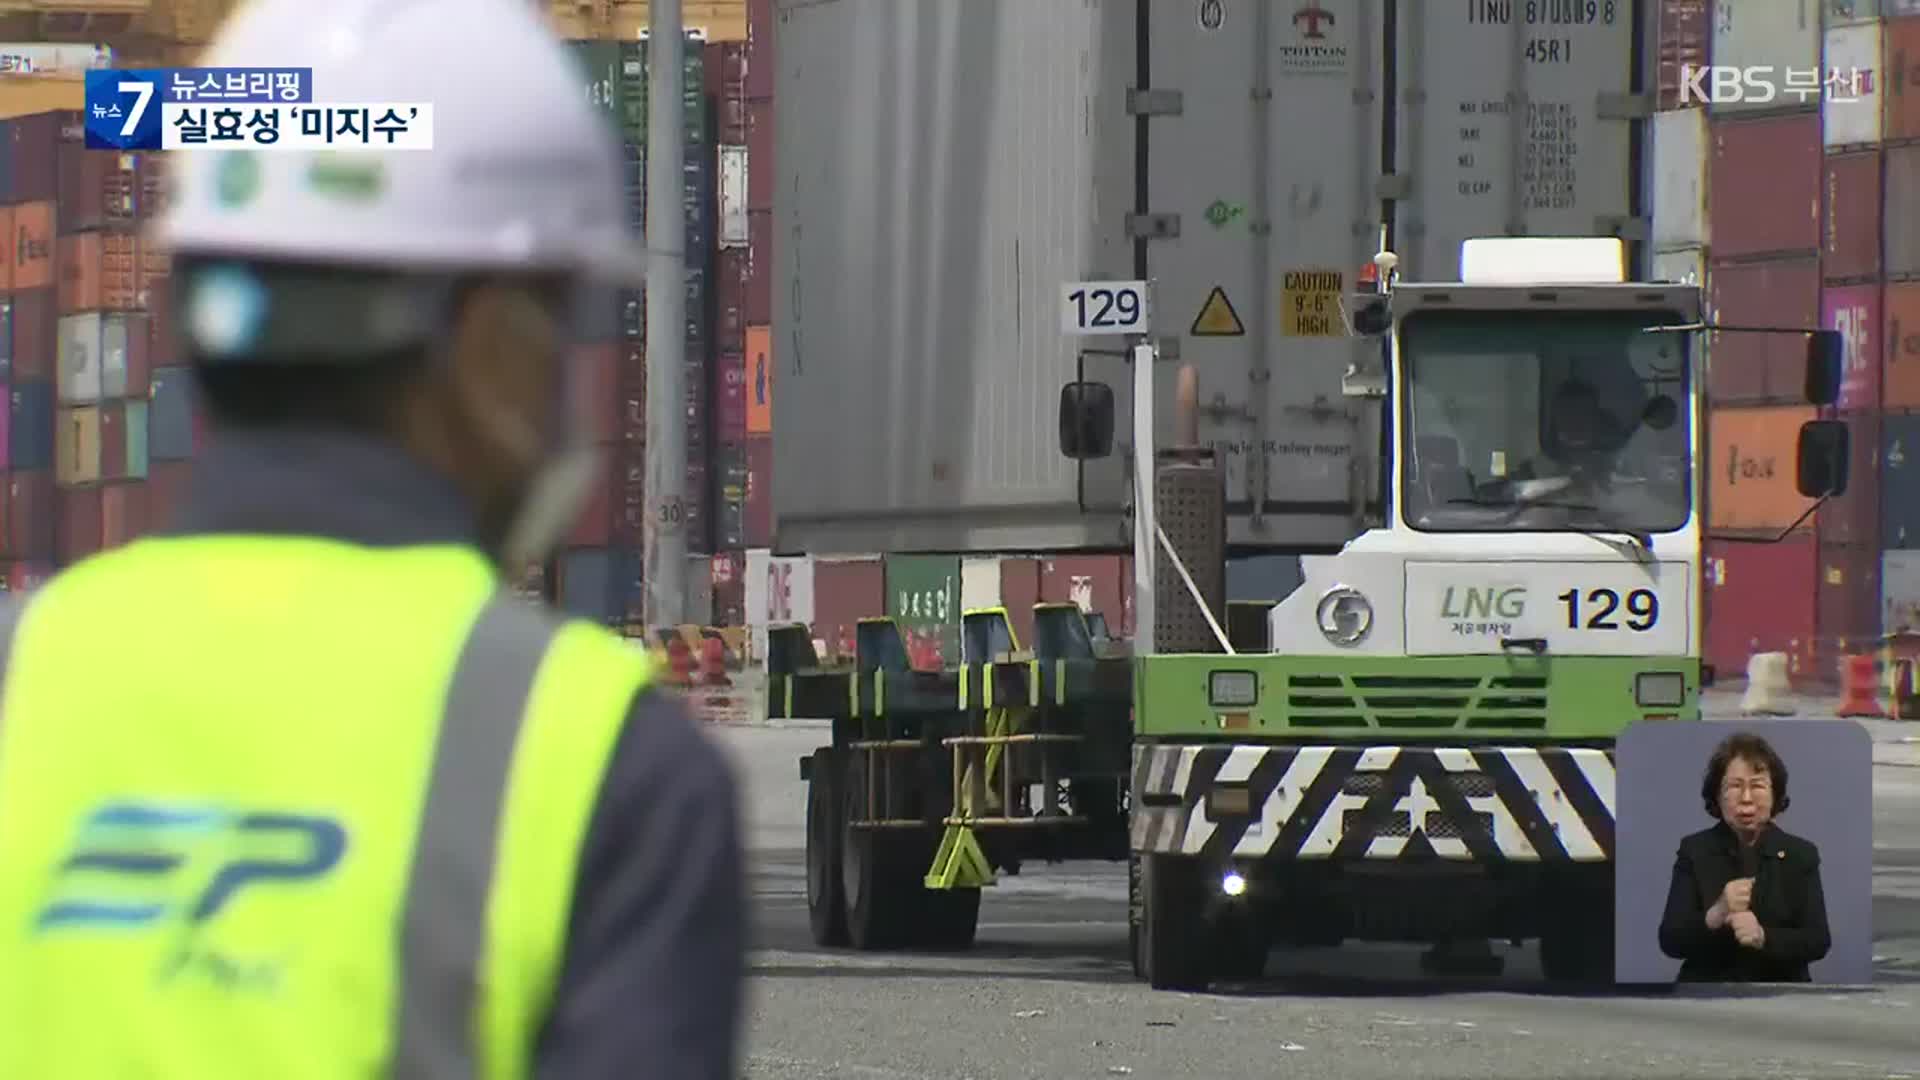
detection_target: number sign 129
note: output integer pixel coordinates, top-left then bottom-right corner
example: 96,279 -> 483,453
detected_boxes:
1062,280 -> 1149,336
1559,587 -> 1658,631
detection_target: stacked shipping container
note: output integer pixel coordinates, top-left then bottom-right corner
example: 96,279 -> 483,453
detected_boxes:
1880,10 -> 1920,637
743,0 -> 775,554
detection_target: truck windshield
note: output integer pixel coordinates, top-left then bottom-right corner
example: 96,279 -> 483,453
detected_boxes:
1399,309 -> 1691,536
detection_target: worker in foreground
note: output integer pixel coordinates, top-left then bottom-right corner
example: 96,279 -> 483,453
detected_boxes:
0,0 -> 746,1076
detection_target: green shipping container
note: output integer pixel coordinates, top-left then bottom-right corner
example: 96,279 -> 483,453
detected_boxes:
617,36 -> 706,144
568,40 -> 624,136
885,555 -> 961,669
124,400 -> 148,479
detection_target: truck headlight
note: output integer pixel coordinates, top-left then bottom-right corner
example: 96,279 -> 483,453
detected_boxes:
1209,670 -> 1258,707
1315,587 -> 1373,646
1635,672 -> 1686,707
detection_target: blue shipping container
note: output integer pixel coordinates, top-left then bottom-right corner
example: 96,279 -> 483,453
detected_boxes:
148,367 -> 198,461
1226,554 -> 1305,603
1883,412 -> 1920,549
559,545 -> 644,624
9,380 -> 54,471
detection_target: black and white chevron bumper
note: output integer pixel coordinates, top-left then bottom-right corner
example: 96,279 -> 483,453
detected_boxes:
1130,744 -> 1616,863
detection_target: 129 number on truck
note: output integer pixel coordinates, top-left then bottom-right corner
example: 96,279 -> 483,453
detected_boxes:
1061,280 -> 1150,336
1558,587 -> 1658,631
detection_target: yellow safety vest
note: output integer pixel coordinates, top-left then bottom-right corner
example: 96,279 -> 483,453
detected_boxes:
0,534 -> 652,1079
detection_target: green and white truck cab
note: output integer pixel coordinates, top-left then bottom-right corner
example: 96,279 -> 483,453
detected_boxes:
1128,238 -> 1849,990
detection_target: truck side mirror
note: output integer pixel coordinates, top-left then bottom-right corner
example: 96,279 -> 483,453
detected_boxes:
1796,419 -> 1849,498
1058,380 -> 1115,460
1805,330 -> 1843,406
1351,295 -> 1392,336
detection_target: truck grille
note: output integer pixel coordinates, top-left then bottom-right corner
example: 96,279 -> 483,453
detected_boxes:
1286,674 -> 1548,732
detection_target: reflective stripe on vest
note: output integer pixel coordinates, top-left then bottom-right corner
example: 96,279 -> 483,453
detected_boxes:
0,540 -> 650,1080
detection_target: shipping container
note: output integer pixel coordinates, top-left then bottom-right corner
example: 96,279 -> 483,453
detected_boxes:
711,550 -> 747,626
1886,16 -> 1920,142
885,553 -> 961,668
1038,555 -> 1126,633
100,480 -> 145,548
98,399 -> 128,481
1829,0 -> 1881,22
1707,404 -> 1819,532
9,379 -> 52,471
148,366 -> 197,462
714,352 -> 747,441
683,551 -> 716,625
146,460 -> 192,528
1884,549 -> 1920,632
1657,0 -> 1712,110
718,144 -> 748,247
1817,540 -> 1881,679
3,470 -> 52,560
4,561 -> 52,592
745,211 -> 771,326
1709,113 -> 1821,258
1884,144 -> 1920,277
567,455 -> 616,549
998,556 -> 1042,648
569,342 -> 621,444
0,208 -> 10,292
55,484 -> 102,563
745,324 -> 771,435
137,224 -> 166,309
1817,409 -> 1881,545
744,549 -> 814,659
1710,0 -> 1822,115
1704,533 -> 1819,681
124,399 -> 147,479
138,151 -> 167,222
557,545 -> 644,625
1824,150 -> 1883,282
686,459 -> 712,553
812,556 -> 884,663
745,433 -> 772,546
746,98 -> 772,212
1226,554 -> 1306,604
1825,282 -> 1884,411
2,114 -> 60,204
56,230 -> 140,314
716,246 -> 748,348
55,311 -> 135,405
0,378 -> 8,470
746,0 -> 775,95
1884,412 -> 1920,548
1824,20 -> 1885,147
146,273 -> 174,367
1706,258 -> 1820,402
1887,282 -> 1920,407
54,405 -> 101,486
0,296 -> 11,378
9,288 -> 53,381
960,556 -> 1003,613
10,202 -> 54,291
1652,108 -> 1708,251
55,141 -> 137,232
1652,246 -> 1707,288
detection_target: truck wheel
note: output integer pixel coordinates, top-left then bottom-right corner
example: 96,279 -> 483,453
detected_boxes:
1140,854 -> 1213,992
804,748 -> 850,947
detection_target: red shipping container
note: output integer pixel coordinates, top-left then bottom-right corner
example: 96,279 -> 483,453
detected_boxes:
614,443 -> 646,544
121,313 -> 153,398
99,400 -> 128,481
1815,408 -> 1880,547
101,480 -> 147,547
1884,282 -> 1920,409
997,557 -> 1042,648
745,433 -> 772,546
7,561 -> 52,592
56,230 -> 141,314
1824,282 -> 1883,413
1816,541 -> 1881,683
717,96 -> 748,146
812,556 -> 884,663
746,211 -> 773,325
716,246 -> 749,349
747,100 -> 773,211
1656,0 -> 1711,111
56,485 -> 103,564
714,352 -> 748,440
1705,534 -> 1818,682
138,151 -> 168,221
145,460 -> 194,529
717,40 -> 749,93
10,201 -> 54,291
1709,113 -> 1821,259
4,113 -> 61,205
146,273 -> 176,368
1885,16 -> 1920,143
56,140 -> 139,233
1039,555 -> 1127,631
566,454 -> 615,548
10,288 -> 57,381
1823,150 -> 1882,282
4,471 -> 54,561
1706,258 -> 1819,402
569,342 -> 621,444
746,0 -> 775,98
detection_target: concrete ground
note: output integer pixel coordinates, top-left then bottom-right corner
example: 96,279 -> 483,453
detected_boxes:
711,703 -> 1920,1079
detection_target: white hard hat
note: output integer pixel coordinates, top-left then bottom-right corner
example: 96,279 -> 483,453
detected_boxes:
158,0 -> 644,286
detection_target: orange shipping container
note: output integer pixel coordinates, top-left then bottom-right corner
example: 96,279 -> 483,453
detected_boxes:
10,202 -> 55,291
1708,405 -> 1818,534
1886,16 -> 1920,143
57,231 -> 141,314
745,324 -> 772,434
1885,281 -> 1920,410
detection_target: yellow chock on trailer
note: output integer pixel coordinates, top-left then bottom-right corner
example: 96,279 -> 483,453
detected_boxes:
925,823 -> 994,890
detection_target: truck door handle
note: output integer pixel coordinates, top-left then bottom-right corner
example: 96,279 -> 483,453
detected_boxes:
1500,637 -> 1548,654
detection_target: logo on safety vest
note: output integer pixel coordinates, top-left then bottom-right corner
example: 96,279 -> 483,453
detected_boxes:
36,800 -> 349,989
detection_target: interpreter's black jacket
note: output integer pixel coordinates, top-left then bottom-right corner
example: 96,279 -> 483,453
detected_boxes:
1657,820 -> 1831,983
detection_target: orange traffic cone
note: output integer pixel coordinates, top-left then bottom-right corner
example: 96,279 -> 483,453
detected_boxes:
662,636 -> 695,687
699,637 -> 731,686
1837,652 -> 1884,718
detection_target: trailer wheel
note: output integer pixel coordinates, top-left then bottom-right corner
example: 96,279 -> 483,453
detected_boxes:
804,748 -> 850,947
1140,854 -> 1213,991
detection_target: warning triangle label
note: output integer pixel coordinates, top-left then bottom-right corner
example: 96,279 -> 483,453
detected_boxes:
1190,286 -> 1245,336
